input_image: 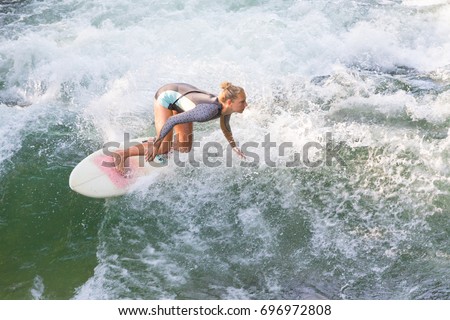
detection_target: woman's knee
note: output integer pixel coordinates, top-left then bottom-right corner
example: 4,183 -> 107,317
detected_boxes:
173,133 -> 193,153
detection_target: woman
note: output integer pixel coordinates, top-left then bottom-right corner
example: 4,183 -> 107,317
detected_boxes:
114,82 -> 247,174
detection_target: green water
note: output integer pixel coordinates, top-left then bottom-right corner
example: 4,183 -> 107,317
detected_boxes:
0,114 -> 103,299
1,108 -> 450,299
1,0 -> 450,300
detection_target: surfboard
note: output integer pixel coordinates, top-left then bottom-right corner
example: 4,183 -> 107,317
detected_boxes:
69,137 -> 161,198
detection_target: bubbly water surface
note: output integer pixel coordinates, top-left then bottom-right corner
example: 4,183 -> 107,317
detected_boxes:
1,0 -> 449,299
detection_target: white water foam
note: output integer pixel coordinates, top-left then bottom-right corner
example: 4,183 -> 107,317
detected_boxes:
30,275 -> 45,300
2,0 -> 449,299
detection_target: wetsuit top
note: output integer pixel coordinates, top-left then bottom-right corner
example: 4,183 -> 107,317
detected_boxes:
154,83 -> 236,148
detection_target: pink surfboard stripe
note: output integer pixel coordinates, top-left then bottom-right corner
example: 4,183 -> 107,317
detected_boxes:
92,155 -> 138,189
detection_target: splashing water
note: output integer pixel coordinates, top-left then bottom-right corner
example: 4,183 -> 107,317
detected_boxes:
1,0 -> 449,299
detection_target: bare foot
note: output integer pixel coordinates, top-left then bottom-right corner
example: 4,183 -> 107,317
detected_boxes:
112,150 -> 126,175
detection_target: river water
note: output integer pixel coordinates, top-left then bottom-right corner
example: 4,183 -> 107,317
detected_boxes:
0,0 -> 449,299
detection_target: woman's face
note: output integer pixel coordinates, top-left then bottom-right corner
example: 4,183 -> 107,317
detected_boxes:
230,92 -> 247,113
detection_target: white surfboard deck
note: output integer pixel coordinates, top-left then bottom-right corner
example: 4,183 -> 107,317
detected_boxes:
69,137 -> 160,198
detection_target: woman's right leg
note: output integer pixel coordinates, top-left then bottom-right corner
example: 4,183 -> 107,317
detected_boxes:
115,100 -> 172,174
113,99 -> 170,174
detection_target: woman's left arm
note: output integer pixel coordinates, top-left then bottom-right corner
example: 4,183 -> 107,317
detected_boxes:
220,115 -> 246,159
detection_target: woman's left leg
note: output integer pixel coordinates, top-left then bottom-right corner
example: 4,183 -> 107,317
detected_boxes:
153,102 -> 193,154
173,111 -> 193,153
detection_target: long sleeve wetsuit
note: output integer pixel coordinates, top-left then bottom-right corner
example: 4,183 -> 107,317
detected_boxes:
154,83 -> 236,148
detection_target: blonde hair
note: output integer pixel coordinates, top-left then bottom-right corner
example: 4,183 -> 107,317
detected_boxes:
218,81 -> 244,104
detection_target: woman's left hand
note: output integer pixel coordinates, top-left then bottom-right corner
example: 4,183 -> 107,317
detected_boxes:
233,147 -> 246,160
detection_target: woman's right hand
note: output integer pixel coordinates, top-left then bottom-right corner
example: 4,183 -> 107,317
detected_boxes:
146,139 -> 161,162
144,148 -> 153,162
